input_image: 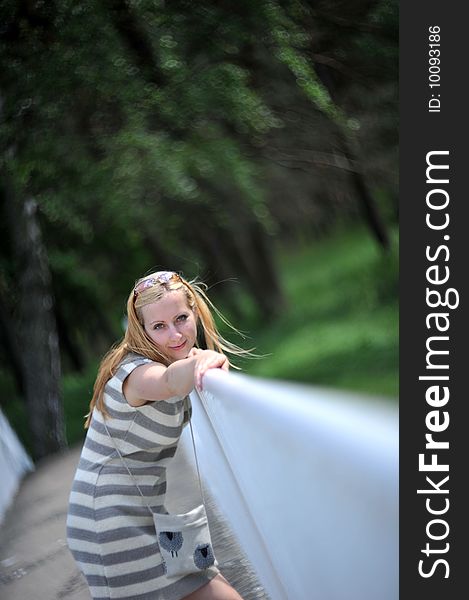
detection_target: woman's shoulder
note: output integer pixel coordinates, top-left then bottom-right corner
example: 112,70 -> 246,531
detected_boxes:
119,351 -> 153,367
115,352 -> 156,379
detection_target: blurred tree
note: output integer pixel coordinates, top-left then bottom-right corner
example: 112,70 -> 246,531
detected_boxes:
262,0 -> 394,250
2,171 -> 66,458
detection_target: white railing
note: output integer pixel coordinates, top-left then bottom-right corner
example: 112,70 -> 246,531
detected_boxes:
0,408 -> 34,524
188,370 -> 398,600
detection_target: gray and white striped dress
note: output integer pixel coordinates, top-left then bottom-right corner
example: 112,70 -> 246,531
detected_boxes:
66,353 -> 219,599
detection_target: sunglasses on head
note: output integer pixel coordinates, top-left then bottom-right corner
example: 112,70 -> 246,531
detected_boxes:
133,271 -> 182,298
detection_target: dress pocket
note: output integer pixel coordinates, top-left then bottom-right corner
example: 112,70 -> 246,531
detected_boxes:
153,504 -> 217,578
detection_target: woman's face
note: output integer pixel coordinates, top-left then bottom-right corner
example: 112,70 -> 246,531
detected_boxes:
140,289 -> 198,362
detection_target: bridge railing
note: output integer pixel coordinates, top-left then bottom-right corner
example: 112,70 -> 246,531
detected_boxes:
0,408 -> 34,524
188,369 -> 398,600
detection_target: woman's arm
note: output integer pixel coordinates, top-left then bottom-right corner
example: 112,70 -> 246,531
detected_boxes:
123,350 -> 228,407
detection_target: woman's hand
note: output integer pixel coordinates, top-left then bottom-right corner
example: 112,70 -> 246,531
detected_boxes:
193,349 -> 229,391
188,347 -> 203,358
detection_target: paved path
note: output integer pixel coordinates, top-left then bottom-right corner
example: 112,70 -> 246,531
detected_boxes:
0,445 -> 269,600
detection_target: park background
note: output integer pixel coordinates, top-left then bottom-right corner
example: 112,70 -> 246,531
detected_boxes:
0,0 -> 398,463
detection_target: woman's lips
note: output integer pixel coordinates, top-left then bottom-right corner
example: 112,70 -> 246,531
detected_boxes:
169,340 -> 186,351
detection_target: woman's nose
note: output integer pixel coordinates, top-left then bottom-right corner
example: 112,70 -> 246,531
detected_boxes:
168,324 -> 182,340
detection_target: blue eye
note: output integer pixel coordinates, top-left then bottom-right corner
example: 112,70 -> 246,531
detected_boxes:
153,323 -> 164,330
177,314 -> 188,322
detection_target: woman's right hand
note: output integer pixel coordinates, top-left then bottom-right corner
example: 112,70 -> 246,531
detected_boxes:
193,349 -> 229,391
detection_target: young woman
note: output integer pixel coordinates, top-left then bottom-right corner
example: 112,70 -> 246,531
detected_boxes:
66,271 -> 247,600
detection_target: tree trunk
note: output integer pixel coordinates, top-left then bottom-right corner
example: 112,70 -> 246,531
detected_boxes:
341,135 -> 391,252
296,39 -> 392,252
224,219 -> 285,319
54,297 -> 86,372
5,190 -> 66,459
0,289 -> 25,397
191,185 -> 286,319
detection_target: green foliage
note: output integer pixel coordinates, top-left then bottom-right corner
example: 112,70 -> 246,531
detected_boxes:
1,0 -> 397,308
266,4 -> 346,127
244,225 -> 398,397
62,364 -> 100,445
0,364 -> 96,451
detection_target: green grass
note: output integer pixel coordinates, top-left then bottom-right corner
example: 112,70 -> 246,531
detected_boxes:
240,224 -> 398,398
62,364 -> 100,445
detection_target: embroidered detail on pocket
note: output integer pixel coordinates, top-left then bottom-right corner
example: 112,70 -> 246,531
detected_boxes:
193,543 -> 215,570
159,531 -> 184,557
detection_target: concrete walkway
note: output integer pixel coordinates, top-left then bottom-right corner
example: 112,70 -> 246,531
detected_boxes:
0,445 -> 269,600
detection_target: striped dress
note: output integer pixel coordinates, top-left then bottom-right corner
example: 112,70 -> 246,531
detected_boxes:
66,353 -> 219,599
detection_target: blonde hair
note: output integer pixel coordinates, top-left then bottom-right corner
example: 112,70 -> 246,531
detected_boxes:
84,271 -> 252,428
